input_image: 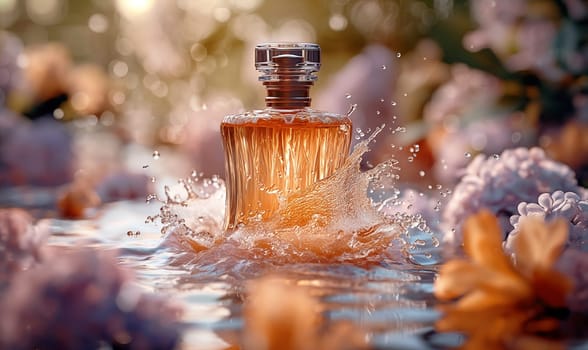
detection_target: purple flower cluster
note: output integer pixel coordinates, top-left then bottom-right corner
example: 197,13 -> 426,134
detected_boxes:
423,64 -> 502,126
433,116 -> 527,185
0,118 -> 74,187
557,249 -> 588,313
0,208 -> 47,281
507,191 -> 588,252
0,248 -> 181,350
466,0 -> 565,82
443,147 -> 580,243
0,31 -> 24,102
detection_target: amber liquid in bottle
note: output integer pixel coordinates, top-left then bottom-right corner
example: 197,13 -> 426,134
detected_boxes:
222,114 -> 351,230
221,43 -> 352,230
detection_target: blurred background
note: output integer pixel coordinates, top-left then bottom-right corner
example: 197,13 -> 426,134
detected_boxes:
0,0 -> 587,215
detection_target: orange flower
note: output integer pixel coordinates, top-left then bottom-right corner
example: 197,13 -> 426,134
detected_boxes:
242,276 -> 368,350
434,210 -> 572,349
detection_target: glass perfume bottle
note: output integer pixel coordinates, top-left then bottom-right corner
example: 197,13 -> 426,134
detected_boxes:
221,43 -> 352,230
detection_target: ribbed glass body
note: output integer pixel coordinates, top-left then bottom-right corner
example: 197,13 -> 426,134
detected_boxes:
221,109 -> 351,230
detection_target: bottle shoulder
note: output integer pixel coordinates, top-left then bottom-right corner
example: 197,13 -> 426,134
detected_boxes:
222,107 -> 351,125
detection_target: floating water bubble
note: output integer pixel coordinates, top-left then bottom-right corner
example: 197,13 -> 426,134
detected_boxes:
53,108 -> 64,120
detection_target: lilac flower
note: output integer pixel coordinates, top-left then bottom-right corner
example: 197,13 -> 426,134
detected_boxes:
0,118 -> 74,187
507,191 -> 588,252
0,248 -> 181,350
0,31 -> 24,102
0,208 -> 47,281
466,0 -> 567,82
443,147 -> 580,244
563,0 -> 588,21
556,249 -> 588,313
433,116 -> 528,186
423,64 -> 502,126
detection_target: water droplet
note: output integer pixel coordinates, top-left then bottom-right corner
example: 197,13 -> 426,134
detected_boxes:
376,110 -> 381,116
464,152 -> 472,158
403,93 -> 408,97
415,239 -> 426,246
345,93 -> 352,99
381,65 -> 387,70
127,231 -> 133,236
346,103 -> 357,116
396,52 -> 402,58
150,176 -> 156,183
492,154 -> 500,159
379,98 -> 385,103
339,124 -> 349,132
53,108 -> 64,119
153,150 -> 160,159
419,170 -> 425,177
391,101 -> 397,106
142,165 -> 149,169
407,156 -> 414,162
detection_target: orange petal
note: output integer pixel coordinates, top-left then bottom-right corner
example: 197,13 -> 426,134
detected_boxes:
463,211 -> 519,277
434,260 -> 488,300
532,268 -> 573,308
514,217 -> 568,274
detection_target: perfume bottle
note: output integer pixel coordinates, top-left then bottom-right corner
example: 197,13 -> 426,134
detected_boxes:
221,43 -> 352,230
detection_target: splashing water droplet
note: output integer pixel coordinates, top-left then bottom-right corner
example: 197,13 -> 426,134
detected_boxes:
153,150 -> 160,159
346,103 -> 357,116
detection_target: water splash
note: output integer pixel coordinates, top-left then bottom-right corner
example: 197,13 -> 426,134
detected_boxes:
150,128 -> 442,276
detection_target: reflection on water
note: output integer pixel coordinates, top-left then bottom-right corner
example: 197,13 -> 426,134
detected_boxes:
47,200 -> 442,349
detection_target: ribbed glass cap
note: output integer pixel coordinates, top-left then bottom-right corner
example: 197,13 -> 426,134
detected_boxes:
255,43 -> 321,81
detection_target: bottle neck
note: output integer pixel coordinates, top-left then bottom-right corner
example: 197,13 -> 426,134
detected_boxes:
263,80 -> 313,109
